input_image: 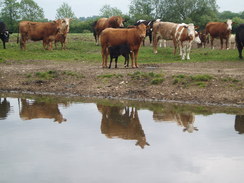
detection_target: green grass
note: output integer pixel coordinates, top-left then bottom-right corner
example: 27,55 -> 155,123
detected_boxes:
0,33 -> 241,64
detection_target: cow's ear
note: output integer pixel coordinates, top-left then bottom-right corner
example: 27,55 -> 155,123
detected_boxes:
232,22 -> 237,24
194,26 -> 199,29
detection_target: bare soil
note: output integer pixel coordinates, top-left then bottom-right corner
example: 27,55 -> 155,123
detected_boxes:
0,60 -> 244,107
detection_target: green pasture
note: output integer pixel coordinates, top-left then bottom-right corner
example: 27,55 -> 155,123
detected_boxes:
0,33 -> 240,64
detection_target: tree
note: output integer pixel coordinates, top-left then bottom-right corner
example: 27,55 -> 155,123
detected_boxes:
56,2 -> 75,19
0,0 -> 20,31
99,5 -> 123,17
129,0 -> 154,21
19,0 -> 44,21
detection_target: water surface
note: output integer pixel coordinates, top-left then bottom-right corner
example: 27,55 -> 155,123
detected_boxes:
0,95 -> 244,183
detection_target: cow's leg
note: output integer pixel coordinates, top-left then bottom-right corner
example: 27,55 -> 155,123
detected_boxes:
3,41 -> 6,49
226,38 -> 229,50
237,44 -> 243,59
124,55 -> 129,68
211,37 -> 214,49
101,46 -> 107,68
142,38 -> 145,46
130,51 -> 135,68
173,38 -> 177,55
153,33 -> 159,54
220,38 -> 224,50
149,33 -> 152,46
108,57 -> 113,69
181,43 -> 186,60
186,42 -> 192,60
115,57 -> 118,68
179,42 -> 183,56
134,50 -> 139,68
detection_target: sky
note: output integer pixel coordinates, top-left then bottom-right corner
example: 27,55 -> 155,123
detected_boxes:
33,0 -> 244,20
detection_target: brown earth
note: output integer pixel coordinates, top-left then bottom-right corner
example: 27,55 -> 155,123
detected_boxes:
0,59 -> 244,107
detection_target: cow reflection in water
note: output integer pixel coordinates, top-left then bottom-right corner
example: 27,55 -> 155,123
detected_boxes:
153,110 -> 198,133
235,115 -> 244,134
20,99 -> 66,123
0,98 -> 11,120
98,105 -> 149,149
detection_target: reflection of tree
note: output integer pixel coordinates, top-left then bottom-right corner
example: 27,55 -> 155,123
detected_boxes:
20,99 -> 66,123
0,98 -> 11,120
97,105 -> 149,149
235,115 -> 244,134
153,110 -> 198,133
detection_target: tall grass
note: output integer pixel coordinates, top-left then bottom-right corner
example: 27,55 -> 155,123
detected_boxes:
0,33 -> 240,63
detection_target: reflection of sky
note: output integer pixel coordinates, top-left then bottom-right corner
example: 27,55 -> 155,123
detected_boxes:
0,98 -> 244,183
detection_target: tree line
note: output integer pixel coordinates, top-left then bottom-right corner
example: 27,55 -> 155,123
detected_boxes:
1,0 -> 244,33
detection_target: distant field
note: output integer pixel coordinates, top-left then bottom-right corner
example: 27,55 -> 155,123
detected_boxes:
0,33 -> 240,64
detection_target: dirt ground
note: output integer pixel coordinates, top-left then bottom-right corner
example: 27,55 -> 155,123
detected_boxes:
0,59 -> 244,107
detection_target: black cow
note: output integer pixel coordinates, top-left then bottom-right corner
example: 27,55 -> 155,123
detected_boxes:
0,21 -> 11,49
108,44 -> 131,69
134,19 -> 156,46
236,24 -> 244,59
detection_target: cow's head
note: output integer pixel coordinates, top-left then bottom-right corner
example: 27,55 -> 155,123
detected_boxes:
111,16 -> 125,28
136,23 -> 147,38
194,31 -> 201,44
225,19 -> 233,31
0,30 -> 11,42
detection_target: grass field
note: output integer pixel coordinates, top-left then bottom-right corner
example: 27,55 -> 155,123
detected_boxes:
0,33 -> 240,64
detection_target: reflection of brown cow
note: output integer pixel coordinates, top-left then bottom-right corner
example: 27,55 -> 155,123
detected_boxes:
100,23 -> 146,68
20,99 -> 66,123
235,115 -> 244,134
153,110 -> 198,133
18,19 -> 68,50
0,98 -> 10,120
93,16 -> 125,45
97,105 -> 149,149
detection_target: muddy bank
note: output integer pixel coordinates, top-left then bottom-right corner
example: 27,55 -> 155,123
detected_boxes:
0,60 -> 244,107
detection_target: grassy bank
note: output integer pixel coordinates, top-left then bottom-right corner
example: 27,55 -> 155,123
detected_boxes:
0,33 -> 240,64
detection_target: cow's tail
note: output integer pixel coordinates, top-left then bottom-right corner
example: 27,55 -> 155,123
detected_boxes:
17,24 -> 20,44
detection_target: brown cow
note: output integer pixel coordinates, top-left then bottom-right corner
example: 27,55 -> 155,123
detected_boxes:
18,19 -> 68,50
93,16 -> 125,45
98,105 -> 149,149
205,19 -> 233,50
100,23 -> 147,68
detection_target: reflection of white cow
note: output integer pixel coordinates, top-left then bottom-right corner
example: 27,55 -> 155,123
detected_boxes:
229,34 -> 236,49
153,111 -> 198,133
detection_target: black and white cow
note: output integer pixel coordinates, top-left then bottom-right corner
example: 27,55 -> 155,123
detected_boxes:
0,21 -> 11,49
134,19 -> 158,46
236,24 -> 244,59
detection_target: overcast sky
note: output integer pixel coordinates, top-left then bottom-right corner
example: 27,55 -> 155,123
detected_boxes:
33,0 -> 244,20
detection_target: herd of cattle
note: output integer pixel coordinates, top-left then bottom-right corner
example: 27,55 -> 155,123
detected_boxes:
0,16 -> 244,68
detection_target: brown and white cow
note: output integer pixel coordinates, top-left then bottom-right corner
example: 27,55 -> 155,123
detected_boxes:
205,19 -> 234,50
18,19 -> 69,50
197,29 -> 209,48
153,22 -> 200,60
100,23 -> 147,68
93,16 -> 125,45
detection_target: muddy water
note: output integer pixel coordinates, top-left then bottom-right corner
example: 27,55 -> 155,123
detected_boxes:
0,95 -> 244,183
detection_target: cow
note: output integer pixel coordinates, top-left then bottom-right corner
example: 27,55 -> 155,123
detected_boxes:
18,19 -> 69,50
19,99 -> 67,123
108,44 -> 131,68
93,16 -> 125,45
153,110 -> 198,133
205,19 -> 234,50
235,115 -> 244,134
100,23 -> 147,68
134,19 -> 156,46
236,24 -> 244,59
98,105 -> 149,149
229,34 -> 236,49
0,21 -> 12,49
197,29 -> 209,48
153,22 -> 200,60
44,24 -> 69,50
0,98 -> 10,120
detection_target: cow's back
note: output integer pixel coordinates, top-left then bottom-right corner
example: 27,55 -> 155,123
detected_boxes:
206,22 -> 228,37
153,22 -> 178,40
236,24 -> 244,43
